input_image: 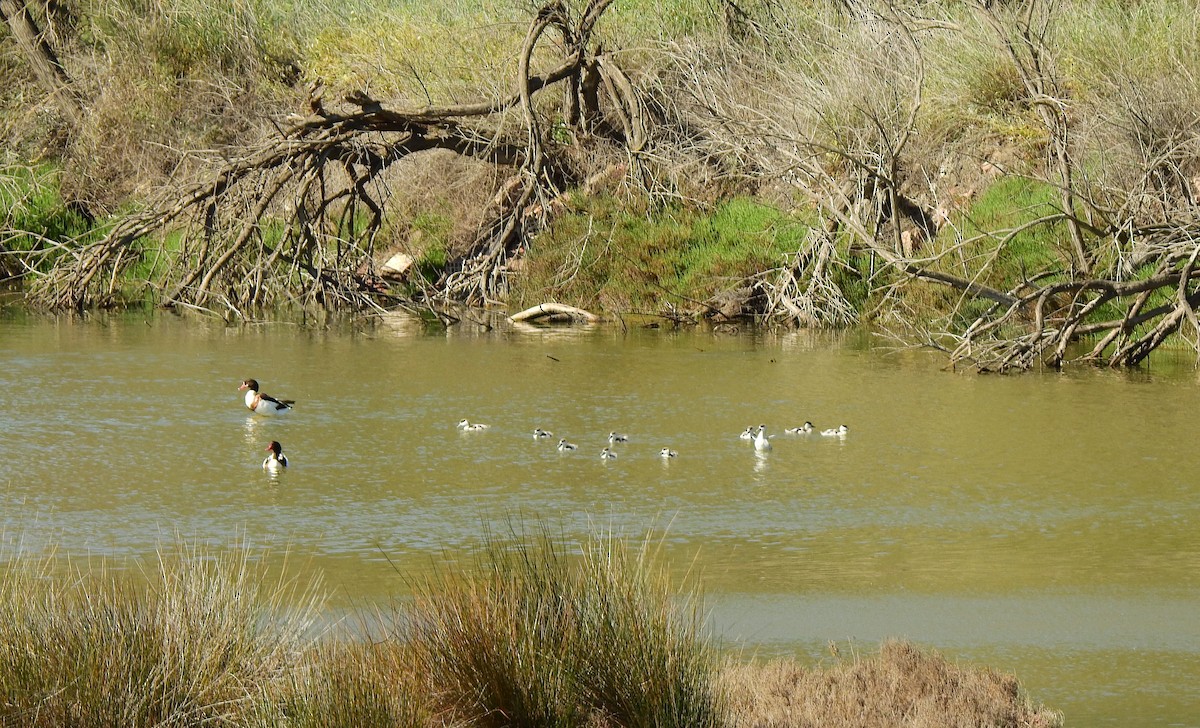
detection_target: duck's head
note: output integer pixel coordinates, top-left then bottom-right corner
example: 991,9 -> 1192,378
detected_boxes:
265,440 -> 283,456
240,379 -> 259,392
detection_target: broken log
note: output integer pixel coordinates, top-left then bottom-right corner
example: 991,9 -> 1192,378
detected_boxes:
509,302 -> 599,324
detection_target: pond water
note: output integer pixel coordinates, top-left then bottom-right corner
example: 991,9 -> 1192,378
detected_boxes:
1,310 -> 1198,727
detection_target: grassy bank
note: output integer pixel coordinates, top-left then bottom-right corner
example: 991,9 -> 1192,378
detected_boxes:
0,533 -> 1061,728
5,0 -> 1200,350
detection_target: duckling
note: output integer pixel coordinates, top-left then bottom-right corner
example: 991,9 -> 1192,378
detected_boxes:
607,432 -> 629,444
739,426 -> 755,440
785,422 -> 814,435
659,448 -> 678,458
533,428 -> 554,439
457,419 -> 490,431
753,424 -> 772,452
557,438 -> 578,452
600,447 -> 618,460
821,424 -> 849,437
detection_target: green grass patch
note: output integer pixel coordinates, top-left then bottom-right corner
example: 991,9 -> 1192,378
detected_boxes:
939,177 -> 1071,288
1,166 -> 93,251
514,196 -> 811,315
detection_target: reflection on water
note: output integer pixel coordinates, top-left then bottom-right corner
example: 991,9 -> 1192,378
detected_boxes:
0,313 -> 1198,727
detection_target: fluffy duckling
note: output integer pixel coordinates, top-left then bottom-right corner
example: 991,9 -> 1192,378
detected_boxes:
557,438 -> 578,452
753,424 -> 772,452
607,432 -> 629,444
821,424 -> 849,437
600,447 -> 618,460
533,428 -> 554,439
739,426 -> 755,440
659,448 -> 678,458
457,419 -> 490,431
785,422 -> 814,435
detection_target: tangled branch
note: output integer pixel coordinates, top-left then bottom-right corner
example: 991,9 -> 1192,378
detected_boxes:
29,0 -> 624,314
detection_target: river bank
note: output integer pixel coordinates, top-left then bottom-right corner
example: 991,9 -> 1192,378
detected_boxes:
6,2 -> 1200,369
0,538 -> 1061,728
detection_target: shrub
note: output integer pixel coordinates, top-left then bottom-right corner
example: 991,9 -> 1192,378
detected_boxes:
0,545 -> 321,728
403,526 -> 725,728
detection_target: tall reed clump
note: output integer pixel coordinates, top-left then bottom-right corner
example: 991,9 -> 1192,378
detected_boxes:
402,527 -> 725,728
0,545 -> 322,728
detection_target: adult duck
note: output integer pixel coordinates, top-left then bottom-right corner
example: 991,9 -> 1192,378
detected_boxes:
262,441 -> 288,471
240,379 -> 294,416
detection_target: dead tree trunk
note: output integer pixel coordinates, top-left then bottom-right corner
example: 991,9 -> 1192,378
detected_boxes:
0,0 -> 83,127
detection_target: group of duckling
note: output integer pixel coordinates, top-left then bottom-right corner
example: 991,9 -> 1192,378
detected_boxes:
455,419 -> 850,460
740,423 -> 849,452
241,377 -> 849,472
458,419 -> 677,461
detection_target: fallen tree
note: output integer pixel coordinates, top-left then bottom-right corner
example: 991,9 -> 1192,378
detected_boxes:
27,0 -> 649,315
17,0 -> 1200,372
664,0 -> 1200,370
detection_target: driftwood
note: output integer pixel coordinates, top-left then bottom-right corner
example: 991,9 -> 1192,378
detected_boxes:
509,302 -> 599,324
28,0 -> 641,314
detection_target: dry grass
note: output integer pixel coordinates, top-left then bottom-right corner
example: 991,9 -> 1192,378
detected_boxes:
0,544 -> 323,727
402,527 -> 724,728
280,639 -> 433,728
720,640 -> 1062,728
0,534 -> 1063,728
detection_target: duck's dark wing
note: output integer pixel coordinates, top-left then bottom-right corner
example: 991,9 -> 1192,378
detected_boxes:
261,393 -> 295,410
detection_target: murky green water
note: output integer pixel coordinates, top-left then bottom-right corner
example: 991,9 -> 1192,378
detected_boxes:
1,311 -> 1198,726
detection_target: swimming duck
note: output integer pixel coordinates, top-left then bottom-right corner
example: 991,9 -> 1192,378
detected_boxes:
600,447 -> 618,460
239,379 -> 294,416
754,424 -> 772,452
821,424 -> 849,437
785,422 -> 814,435
533,428 -> 554,439
457,419 -> 490,431
607,432 -> 629,444
262,441 -> 288,471
659,448 -> 678,458
739,426 -> 755,440
557,439 -> 578,451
